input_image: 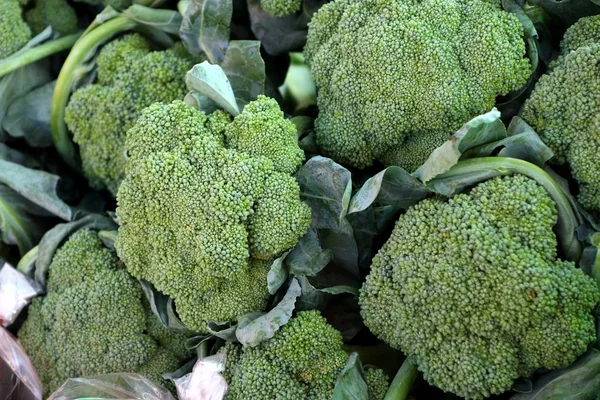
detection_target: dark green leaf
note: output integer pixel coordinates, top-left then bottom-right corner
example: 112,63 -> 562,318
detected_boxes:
207,321 -> 238,342
528,0 -> 600,26
180,0 -> 232,63
140,279 -> 189,331
235,278 -> 301,347
286,229 -> 333,277
332,353 -> 369,400
511,349 -> 600,399
221,40 -> 266,109
121,5 -> 183,34
267,250 -> 290,294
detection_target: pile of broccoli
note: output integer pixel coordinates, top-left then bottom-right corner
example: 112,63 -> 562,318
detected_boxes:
304,0 -> 531,170
18,229 -> 191,396
115,96 -> 311,332
220,311 -> 389,399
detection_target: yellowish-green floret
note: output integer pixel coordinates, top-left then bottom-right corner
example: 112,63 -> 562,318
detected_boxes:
18,230 -> 190,397
359,175 -> 600,399
521,15 -> 600,212
25,0 -> 78,35
0,0 -> 32,59
115,100 -> 311,332
226,95 -> 305,174
260,0 -> 302,17
304,0 -> 531,170
364,368 -> 389,400
221,311 -> 389,399
64,34 -> 198,196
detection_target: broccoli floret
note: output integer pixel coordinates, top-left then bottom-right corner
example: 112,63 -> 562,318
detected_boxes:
359,175 -> 600,399
25,0 -> 78,35
260,0 -> 302,17
521,15 -> 600,212
222,311 -> 388,399
225,95 -> 305,174
64,34 -> 197,196
0,0 -> 32,59
364,368 -> 389,400
304,0 -> 531,170
115,100 -> 311,332
18,230 -> 189,396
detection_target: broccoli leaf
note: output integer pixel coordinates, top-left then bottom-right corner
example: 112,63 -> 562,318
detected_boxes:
332,353 -> 369,400
140,279 -> 189,331
285,229 -> 333,278
267,251 -> 290,294
180,0 -> 232,63
185,62 -> 240,116
528,0 -> 600,26
222,41 -> 266,109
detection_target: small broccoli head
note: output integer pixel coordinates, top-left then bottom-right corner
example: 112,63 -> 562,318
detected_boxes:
304,0 -> 531,170
222,311 -> 387,399
225,95 -> 305,174
359,175 -> 600,399
522,15 -> 600,212
18,230 -> 189,396
364,368 -> 389,400
64,34 -> 196,196
0,0 -> 32,59
116,100 -> 310,332
260,0 -> 302,17
25,0 -> 78,35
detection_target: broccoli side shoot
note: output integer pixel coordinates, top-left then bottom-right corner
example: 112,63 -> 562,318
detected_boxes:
220,311 -> 389,399
359,175 -> 600,399
115,100 -> 311,332
304,0 -> 531,170
25,0 -> 78,35
64,34 -> 198,196
18,230 -> 190,397
260,0 -> 302,17
0,0 -> 32,59
522,15 -> 600,212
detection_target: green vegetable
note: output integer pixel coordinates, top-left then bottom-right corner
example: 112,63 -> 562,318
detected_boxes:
64,33 -> 198,196
0,0 -> 32,59
260,0 -> 302,17
18,229 -> 190,397
521,15 -> 600,212
115,99 -> 311,332
359,171 -> 600,399
25,0 -> 78,35
220,311 -> 389,399
304,0 -> 531,170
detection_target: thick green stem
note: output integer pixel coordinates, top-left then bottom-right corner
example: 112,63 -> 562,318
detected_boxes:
384,356 -> 418,400
0,33 -> 81,78
16,245 -> 39,278
51,17 -> 136,171
430,157 -> 582,261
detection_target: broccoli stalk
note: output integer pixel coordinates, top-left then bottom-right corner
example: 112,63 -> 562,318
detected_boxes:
383,357 -> 419,400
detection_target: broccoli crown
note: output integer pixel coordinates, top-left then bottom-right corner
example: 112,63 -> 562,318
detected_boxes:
18,230 -> 189,396
115,100 -> 311,332
363,368 -> 389,400
0,0 -> 32,59
225,95 -> 305,175
222,311 -> 388,399
359,175 -> 600,399
304,0 -> 531,170
521,15 -> 600,212
64,34 -> 197,196
260,0 -> 302,17
25,0 -> 78,35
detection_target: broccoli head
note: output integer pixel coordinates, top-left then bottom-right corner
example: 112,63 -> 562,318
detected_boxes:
521,15 -> 600,212
221,311 -> 389,399
25,0 -> 78,35
260,0 -> 302,17
359,175 -> 600,399
115,100 -> 311,332
18,229 -> 190,396
0,0 -> 32,59
64,34 -> 198,196
304,0 -> 531,170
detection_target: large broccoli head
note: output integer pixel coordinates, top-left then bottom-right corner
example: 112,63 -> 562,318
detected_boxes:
221,311 -> 389,399
359,175 -> 600,399
0,0 -> 32,59
304,0 -> 531,170
115,99 -> 311,332
64,34 -> 197,196
18,229 -> 190,396
521,15 -> 600,212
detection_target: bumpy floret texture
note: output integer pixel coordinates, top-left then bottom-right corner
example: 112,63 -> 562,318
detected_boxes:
0,0 -> 31,59
222,311 -> 388,399
18,230 -> 189,396
359,175 -> 600,399
65,34 -> 197,196
522,15 -> 600,211
116,100 -> 311,332
260,0 -> 302,17
304,0 -> 531,170
225,95 -> 305,174
25,0 -> 78,35
364,368 -> 389,400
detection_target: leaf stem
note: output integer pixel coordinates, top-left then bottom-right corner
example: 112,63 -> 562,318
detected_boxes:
0,33 -> 81,78
383,356 -> 418,400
